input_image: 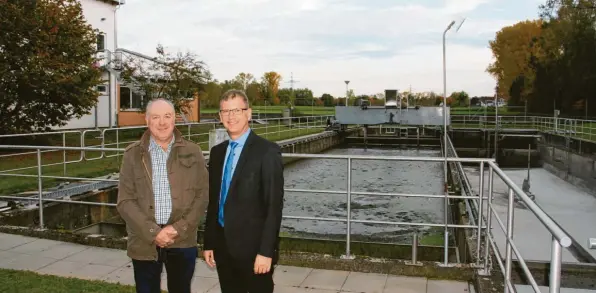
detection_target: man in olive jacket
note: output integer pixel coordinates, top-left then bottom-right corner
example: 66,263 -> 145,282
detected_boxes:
117,98 -> 209,293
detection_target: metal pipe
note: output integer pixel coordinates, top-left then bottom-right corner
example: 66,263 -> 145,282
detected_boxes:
549,237 -> 562,293
477,161 -> 485,266
483,166 -> 494,274
407,231 -> 421,266
37,149 -> 44,229
504,188 -> 514,293
0,196 -> 118,207
0,144 -> 496,163
0,173 -> 119,182
62,132 -> 66,176
345,157 -> 352,258
413,232 -> 418,264
351,191 -> 488,200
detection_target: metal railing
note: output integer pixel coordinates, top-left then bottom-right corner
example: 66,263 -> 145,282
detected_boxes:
0,115 -> 332,175
451,114 -> 596,142
444,131 -> 573,293
0,144 -> 575,293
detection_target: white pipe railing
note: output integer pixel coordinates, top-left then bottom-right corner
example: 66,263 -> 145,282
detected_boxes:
0,144 -> 574,293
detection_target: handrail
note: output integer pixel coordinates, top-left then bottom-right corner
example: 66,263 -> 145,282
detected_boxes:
487,160 -> 572,247
0,144 -> 492,163
0,144 -> 492,261
0,115 -> 332,174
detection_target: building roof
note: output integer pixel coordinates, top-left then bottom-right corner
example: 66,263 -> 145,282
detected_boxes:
95,0 -> 124,6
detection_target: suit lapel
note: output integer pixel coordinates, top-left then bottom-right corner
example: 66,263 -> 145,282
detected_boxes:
215,141 -> 229,194
227,131 -> 255,197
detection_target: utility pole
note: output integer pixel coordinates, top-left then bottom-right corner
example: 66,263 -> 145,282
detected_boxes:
286,72 -> 299,107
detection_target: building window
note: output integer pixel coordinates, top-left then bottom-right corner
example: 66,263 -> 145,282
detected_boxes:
97,85 -> 107,94
97,33 -> 105,52
120,86 -> 145,110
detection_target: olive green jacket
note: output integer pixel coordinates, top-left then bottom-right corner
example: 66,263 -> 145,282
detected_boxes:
116,128 -> 208,260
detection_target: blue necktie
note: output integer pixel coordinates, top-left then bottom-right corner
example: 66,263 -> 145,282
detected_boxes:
218,141 -> 238,226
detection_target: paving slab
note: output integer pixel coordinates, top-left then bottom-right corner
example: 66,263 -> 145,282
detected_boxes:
341,271 -> 387,293
0,232 -> 477,293
427,279 -> 469,293
383,276 -> 427,293
101,265 -> 136,286
37,242 -> 89,259
0,252 -> 58,271
8,238 -> 63,254
300,268 -> 350,291
62,246 -> 131,267
274,265 -> 313,287
194,260 -> 219,279
0,233 -> 38,250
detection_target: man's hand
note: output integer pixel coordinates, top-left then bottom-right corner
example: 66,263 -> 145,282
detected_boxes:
154,226 -> 178,248
203,250 -> 215,268
254,254 -> 272,274
162,225 -> 179,239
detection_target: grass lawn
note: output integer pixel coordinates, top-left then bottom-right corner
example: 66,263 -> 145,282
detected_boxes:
0,268 -> 152,293
0,123 -> 326,195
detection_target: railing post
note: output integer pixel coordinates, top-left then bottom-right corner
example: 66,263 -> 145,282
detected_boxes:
342,157 -> 354,259
504,188 -> 514,293
37,149 -> 44,229
482,165 -> 494,275
62,132 -> 66,176
116,128 -> 120,164
549,236 -> 562,293
406,230 -> 422,266
476,161 -> 485,266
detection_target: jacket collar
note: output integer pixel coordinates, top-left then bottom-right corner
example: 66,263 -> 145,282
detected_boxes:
139,127 -> 185,152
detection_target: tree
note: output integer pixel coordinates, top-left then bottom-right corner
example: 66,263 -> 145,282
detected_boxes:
449,91 -> 470,106
277,88 -> 293,106
487,20 -> 544,102
245,81 -> 262,105
260,71 -> 282,103
200,81 -> 222,108
120,44 -> 211,116
294,88 -> 314,106
234,72 -> 254,91
320,93 -> 334,107
532,0 -> 596,116
0,0 -> 103,134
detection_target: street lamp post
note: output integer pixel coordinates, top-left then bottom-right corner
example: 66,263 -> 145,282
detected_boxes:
441,18 -> 465,267
443,20 -> 455,183
345,80 -> 350,106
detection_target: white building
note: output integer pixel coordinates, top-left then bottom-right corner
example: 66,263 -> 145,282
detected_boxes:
59,0 -> 123,130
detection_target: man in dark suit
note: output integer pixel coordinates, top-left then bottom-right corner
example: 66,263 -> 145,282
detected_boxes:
203,89 -> 284,293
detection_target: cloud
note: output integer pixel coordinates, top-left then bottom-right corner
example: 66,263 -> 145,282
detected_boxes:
117,0 -> 540,97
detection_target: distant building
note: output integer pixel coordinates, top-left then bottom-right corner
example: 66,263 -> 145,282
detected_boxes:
54,0 -> 201,130
57,0 -> 123,130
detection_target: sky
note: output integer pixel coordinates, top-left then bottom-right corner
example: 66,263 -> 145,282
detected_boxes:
117,0 -> 543,98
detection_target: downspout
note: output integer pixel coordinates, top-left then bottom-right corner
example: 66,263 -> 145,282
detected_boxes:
110,1 -> 121,128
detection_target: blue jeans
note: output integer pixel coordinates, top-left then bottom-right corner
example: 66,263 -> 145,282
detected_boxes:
132,246 -> 197,293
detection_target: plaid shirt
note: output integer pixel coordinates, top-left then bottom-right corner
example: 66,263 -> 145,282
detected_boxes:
149,136 -> 174,225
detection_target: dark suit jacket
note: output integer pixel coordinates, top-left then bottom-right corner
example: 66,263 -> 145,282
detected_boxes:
203,130 -> 284,263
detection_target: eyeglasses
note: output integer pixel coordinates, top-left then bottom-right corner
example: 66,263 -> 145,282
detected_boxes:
219,108 -> 247,116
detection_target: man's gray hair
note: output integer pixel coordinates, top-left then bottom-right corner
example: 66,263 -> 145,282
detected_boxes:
146,98 -> 176,117
220,89 -> 249,108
